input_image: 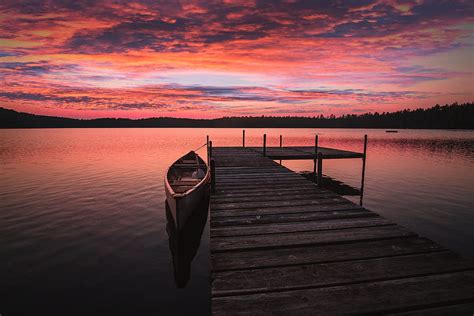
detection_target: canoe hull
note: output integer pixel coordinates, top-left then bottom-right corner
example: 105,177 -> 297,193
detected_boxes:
166,180 -> 209,231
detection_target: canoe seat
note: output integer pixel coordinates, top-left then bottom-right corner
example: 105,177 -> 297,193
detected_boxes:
172,164 -> 199,168
180,159 -> 196,164
180,177 -> 202,181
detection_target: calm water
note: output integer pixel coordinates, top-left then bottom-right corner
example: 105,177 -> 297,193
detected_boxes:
1,128 -> 473,315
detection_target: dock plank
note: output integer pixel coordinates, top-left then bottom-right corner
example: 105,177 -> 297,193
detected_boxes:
211,196 -> 348,210
210,209 -> 374,227
210,216 -> 392,237
211,225 -> 415,252
211,193 -> 339,205
211,237 -> 444,271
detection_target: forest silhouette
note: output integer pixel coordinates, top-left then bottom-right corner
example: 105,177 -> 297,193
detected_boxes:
1,102 -> 472,129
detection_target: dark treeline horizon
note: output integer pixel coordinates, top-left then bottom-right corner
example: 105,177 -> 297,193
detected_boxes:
1,102 -> 473,129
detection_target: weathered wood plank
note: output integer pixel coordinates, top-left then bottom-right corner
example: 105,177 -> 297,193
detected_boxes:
211,196 -> 349,210
210,203 -> 366,219
389,302 -> 474,315
210,237 -> 444,271
212,251 -> 473,296
212,271 -> 474,315
212,188 -> 330,199
211,193 -> 339,205
211,225 -> 415,252
214,183 -> 319,193
214,183 -> 318,191
211,209 -> 373,228
216,173 -> 303,180
211,216 -> 392,237
215,178 -> 306,185
215,179 -> 310,188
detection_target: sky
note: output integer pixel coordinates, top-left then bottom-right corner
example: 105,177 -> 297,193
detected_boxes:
0,0 -> 473,119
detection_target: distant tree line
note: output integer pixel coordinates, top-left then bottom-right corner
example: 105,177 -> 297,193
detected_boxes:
1,102 -> 473,129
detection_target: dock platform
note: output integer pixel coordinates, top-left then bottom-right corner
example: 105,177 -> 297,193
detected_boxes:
209,147 -> 474,315
248,146 -> 364,160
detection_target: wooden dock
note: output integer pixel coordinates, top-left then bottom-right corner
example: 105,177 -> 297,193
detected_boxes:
209,146 -> 474,315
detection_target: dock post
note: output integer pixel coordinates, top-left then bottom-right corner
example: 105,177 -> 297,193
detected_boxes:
210,158 -> 216,192
206,135 -> 210,165
317,152 -> 323,187
209,140 -> 213,161
243,130 -> 245,148
263,134 -> 267,156
360,134 -> 368,205
313,134 -> 319,176
279,135 -> 283,164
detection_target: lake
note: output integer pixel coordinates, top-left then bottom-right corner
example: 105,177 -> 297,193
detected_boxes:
1,128 -> 473,315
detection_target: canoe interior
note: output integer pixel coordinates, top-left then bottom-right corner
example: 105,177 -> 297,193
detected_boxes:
167,151 -> 208,194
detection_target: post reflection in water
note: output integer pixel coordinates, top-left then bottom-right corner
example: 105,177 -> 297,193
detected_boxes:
165,194 -> 210,288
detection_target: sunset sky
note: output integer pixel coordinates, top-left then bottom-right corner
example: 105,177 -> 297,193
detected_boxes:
0,0 -> 473,118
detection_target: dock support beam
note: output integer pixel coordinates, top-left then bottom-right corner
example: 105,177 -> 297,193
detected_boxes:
317,152 -> 323,187
313,134 -> 319,176
243,130 -> 245,148
263,134 -> 267,156
210,158 -> 216,192
360,134 -> 368,205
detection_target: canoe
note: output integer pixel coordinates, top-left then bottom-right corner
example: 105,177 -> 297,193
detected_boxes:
165,151 -> 210,230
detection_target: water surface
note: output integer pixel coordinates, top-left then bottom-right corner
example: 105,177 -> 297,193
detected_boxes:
1,128 -> 473,315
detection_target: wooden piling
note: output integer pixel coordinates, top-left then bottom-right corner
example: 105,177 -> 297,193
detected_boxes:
243,130 -> 246,148
206,135 -> 210,165
209,140 -> 213,160
317,152 -> 323,186
360,134 -> 368,205
210,158 -> 216,192
313,134 -> 319,176
279,135 -> 283,165
263,134 -> 267,156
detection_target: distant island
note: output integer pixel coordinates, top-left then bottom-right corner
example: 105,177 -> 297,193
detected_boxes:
1,102 -> 473,129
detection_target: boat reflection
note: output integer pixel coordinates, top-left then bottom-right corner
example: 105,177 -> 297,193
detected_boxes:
165,194 -> 209,288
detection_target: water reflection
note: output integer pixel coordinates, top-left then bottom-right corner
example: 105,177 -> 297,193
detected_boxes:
300,171 -> 361,197
165,194 -> 209,288
300,171 -> 364,204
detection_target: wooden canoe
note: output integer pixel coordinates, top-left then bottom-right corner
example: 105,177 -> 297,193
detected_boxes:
165,151 -> 210,230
